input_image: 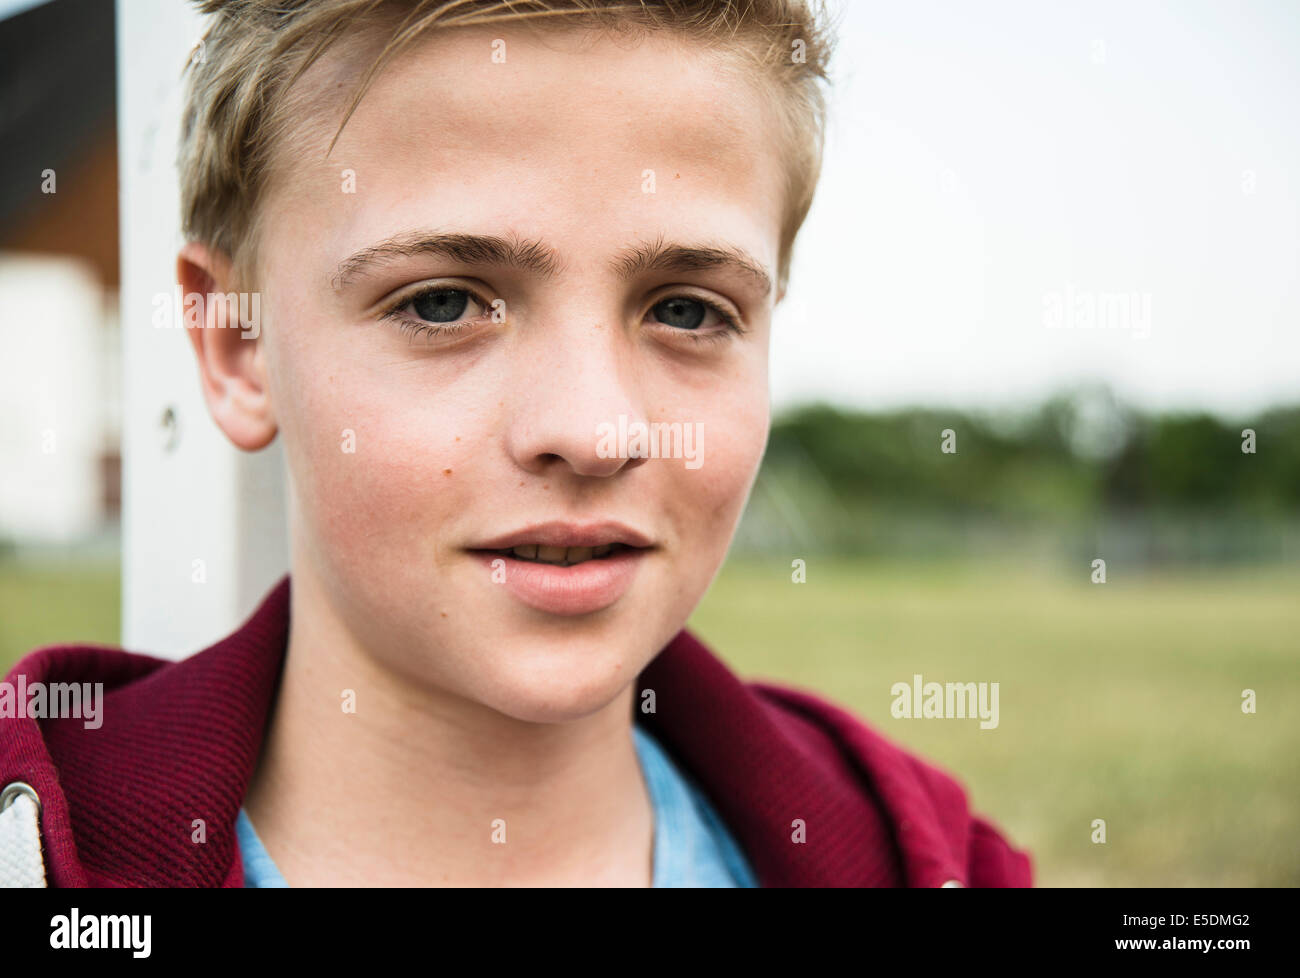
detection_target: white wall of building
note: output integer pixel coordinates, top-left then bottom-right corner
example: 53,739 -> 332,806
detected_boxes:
0,254 -> 105,544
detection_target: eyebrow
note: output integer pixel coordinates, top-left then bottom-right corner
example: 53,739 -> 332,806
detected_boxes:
614,234 -> 773,300
331,230 -> 773,299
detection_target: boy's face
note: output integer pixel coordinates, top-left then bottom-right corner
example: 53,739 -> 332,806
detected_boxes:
217,25 -> 784,722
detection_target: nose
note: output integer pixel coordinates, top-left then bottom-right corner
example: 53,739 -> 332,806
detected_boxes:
503,315 -> 651,479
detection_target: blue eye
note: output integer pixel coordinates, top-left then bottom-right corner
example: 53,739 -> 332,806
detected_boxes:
412,288 -> 470,323
648,295 -> 743,340
379,285 -> 493,344
653,296 -> 708,330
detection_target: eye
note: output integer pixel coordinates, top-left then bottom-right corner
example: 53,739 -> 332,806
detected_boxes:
379,285 -> 495,342
647,295 -> 743,338
412,288 -> 474,323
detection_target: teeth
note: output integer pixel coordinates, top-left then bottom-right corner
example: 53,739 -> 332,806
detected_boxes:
503,543 -> 621,565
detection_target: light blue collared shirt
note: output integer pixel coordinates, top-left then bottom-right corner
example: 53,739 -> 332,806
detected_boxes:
237,722 -> 758,887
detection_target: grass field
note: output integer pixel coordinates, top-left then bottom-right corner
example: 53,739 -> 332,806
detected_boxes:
2,555 -> 1296,887
0,559 -> 120,669
689,556 -> 1300,887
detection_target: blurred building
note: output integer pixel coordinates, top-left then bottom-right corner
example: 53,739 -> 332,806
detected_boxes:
0,0 -> 120,546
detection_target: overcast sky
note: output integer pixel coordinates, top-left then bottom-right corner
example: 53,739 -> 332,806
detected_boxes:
773,0 -> 1299,416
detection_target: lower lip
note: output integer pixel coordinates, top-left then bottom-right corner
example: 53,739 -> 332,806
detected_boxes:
469,548 -> 650,616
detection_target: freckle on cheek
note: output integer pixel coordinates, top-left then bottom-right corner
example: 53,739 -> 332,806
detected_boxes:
443,468 -> 453,476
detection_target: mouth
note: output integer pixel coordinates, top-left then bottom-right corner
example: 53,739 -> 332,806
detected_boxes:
476,542 -> 638,567
468,520 -> 654,557
466,521 -> 655,616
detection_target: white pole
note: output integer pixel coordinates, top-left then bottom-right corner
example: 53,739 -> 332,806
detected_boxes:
116,0 -> 288,659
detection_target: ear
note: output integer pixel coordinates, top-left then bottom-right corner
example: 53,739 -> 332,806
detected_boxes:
177,241 -> 277,451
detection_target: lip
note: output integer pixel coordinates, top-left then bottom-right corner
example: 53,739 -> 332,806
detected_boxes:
470,547 -> 650,616
470,520 -> 654,551
467,521 -> 655,616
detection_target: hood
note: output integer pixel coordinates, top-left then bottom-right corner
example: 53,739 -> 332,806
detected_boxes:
0,575 -> 1032,887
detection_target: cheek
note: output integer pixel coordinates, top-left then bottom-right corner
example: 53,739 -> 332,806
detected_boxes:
672,370 -> 770,545
270,342 -> 485,571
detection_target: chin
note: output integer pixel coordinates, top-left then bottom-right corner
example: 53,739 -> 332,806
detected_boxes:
467,630 -> 659,725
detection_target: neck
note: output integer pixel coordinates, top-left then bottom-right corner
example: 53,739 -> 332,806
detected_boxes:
243,558 -> 653,887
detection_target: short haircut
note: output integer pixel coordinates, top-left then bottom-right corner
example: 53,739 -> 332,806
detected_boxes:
179,0 -> 838,295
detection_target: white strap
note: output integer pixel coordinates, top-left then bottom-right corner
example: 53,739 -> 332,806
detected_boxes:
0,785 -> 48,887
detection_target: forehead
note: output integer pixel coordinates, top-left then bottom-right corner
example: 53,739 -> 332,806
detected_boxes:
261,22 -> 786,285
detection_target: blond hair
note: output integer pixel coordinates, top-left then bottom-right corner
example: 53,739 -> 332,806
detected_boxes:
179,0 -> 838,295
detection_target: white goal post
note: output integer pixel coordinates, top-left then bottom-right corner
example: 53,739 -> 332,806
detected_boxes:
116,0 -> 288,659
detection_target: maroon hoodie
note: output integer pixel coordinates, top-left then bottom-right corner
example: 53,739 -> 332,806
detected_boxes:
0,574 -> 1032,887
